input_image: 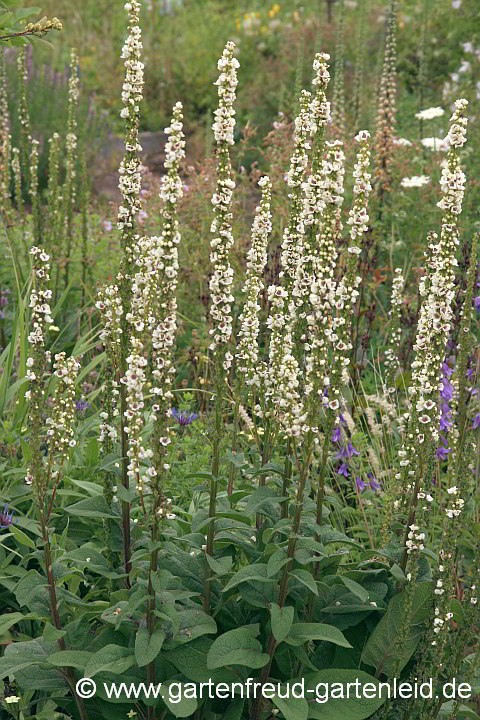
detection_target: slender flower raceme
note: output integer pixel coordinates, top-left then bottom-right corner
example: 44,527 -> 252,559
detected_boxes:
331,0 -> 345,137
97,0 -> 145,576
384,268 -> 404,392
280,90 -> 313,301
0,50 -> 10,214
375,0 -> 397,200
17,47 -> 30,179
392,101 -> 468,576
236,175 -> 272,390
205,41 -> 239,611
208,41 -> 238,371
145,103 -> 184,498
29,138 -> 40,241
63,49 -> 79,288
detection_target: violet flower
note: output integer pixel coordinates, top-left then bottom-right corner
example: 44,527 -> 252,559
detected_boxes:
0,503 -> 14,528
337,462 -> 349,477
355,476 -> 365,492
171,408 -> 199,426
472,413 -> 480,430
332,426 -> 341,443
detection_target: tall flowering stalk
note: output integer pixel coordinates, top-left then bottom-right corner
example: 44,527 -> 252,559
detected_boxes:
0,50 -> 10,215
388,101 -> 469,584
205,40 -> 239,612
97,0 -> 145,578
47,133 -> 62,259
279,89 -> 312,302
29,138 -> 40,242
384,268 -> 404,393
24,247 -> 87,720
17,47 -> 30,182
331,0 -> 345,137
352,0 -> 367,129
63,49 -> 79,290
408,233 -> 477,719
375,0 -> 397,205
233,176 -> 272,496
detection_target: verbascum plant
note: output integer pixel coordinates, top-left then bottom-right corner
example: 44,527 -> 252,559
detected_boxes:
379,101 -> 469,702
331,0 -> 345,138
17,47 -> 30,183
0,49 -> 10,215
204,40 -> 239,612
23,247 -> 86,720
29,138 -> 40,242
97,0 -> 145,577
352,0 -> 367,129
46,133 -> 62,259
375,0 -> 397,205
384,267 -> 405,393
233,175 -> 272,495
63,49 -> 80,290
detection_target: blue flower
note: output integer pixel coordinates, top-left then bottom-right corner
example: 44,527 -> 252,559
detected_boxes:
336,442 -> 359,459
75,399 -> 91,413
472,413 -> 480,430
0,503 -> 14,528
355,476 -> 365,492
171,408 -> 199,426
474,296 -> 480,311
332,426 -> 341,443
337,462 -> 349,478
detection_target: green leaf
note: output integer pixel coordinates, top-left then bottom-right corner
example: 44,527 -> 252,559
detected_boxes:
339,577 -> 369,602
0,612 -> 25,636
361,582 -> 432,677
389,563 -> 406,583
65,496 -> 117,519
207,626 -> 270,670
222,564 -> 275,593
162,681 -> 198,718
205,554 -> 233,576
135,627 -> 165,667
48,650 -> 93,670
290,569 -> 318,596
304,669 -> 387,719
267,549 -> 289,577
8,523 -> 35,549
272,690 -> 308,720
439,701 -> 480,719
270,603 -> 294,644
43,624 -> 66,642
285,623 -> 352,648
84,645 -> 135,678
163,609 -> 217,649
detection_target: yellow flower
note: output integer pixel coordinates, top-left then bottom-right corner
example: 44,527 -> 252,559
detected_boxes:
268,8 -> 275,17
236,18 -> 241,30
127,711 -> 137,719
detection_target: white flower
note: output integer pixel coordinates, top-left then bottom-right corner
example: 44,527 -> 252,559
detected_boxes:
401,175 -> 430,188
415,107 -> 445,121
452,0 -> 461,8
393,137 -> 412,147
421,137 -> 449,151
